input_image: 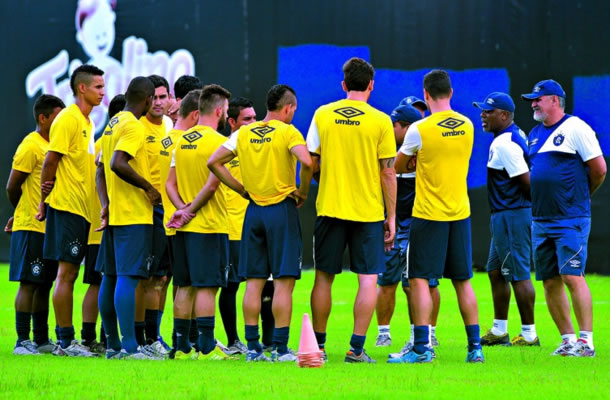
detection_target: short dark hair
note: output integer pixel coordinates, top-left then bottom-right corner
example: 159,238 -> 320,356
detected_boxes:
147,74 -> 170,94
343,57 -> 374,91
108,94 -> 126,119
266,84 -> 296,111
70,64 -> 104,96
125,76 -> 155,105
174,75 -> 203,99
423,69 -> 452,100
178,89 -> 201,119
199,84 -> 231,115
228,97 -> 254,121
33,94 -> 65,124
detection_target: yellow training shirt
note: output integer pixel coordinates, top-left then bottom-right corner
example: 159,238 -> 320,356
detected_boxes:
140,116 -> 168,194
399,110 -> 473,221
87,139 -> 102,245
159,128 -> 183,236
224,135 -> 249,240
100,111 -> 153,226
172,125 -> 228,234
306,99 -> 396,222
46,104 -> 95,221
11,132 -> 48,233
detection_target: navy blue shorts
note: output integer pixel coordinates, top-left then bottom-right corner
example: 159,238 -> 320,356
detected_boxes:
487,208 -> 532,282
95,225 -> 153,278
172,232 -> 229,288
314,217 -> 385,275
532,217 -> 590,281
43,206 -> 89,264
10,230 -> 58,286
228,240 -> 244,283
407,217 -> 472,281
378,216 -> 411,286
151,206 -> 170,277
83,244 -> 102,285
239,198 -> 302,280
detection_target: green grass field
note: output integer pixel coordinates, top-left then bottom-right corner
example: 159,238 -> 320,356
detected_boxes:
0,264 -> 608,399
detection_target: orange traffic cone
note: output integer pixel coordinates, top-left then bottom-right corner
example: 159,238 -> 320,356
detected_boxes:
297,313 -> 324,368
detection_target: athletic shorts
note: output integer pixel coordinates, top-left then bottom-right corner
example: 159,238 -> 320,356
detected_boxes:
95,224 -> 153,278
83,244 -> 102,285
314,216 -> 384,275
150,206 -> 170,277
487,208 -> 532,282
9,230 -> 58,286
407,217 -> 472,281
172,231 -> 229,288
533,217 -> 590,281
43,206 -> 89,264
239,198 -> 302,280
228,240 -> 244,283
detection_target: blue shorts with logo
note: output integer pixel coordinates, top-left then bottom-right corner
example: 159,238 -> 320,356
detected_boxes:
151,206 -> 170,277
240,198 -> 302,280
173,231 -> 229,288
10,230 -> 58,286
408,217 -> 472,281
487,208 -> 532,282
95,224 -> 153,278
532,217 -> 590,280
43,206 -> 89,264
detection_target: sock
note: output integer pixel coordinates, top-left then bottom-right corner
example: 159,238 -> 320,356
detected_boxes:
431,325 -> 436,337
174,318 -> 192,353
134,322 -> 146,346
413,325 -> 429,354
561,333 -> 577,344
157,310 -> 163,339
272,326 -> 290,354
315,331 -> 326,350
99,275 -> 121,351
218,281 -> 240,344
100,325 -> 107,347
55,325 -> 60,343
145,309 -> 159,343
349,334 -> 366,356
409,324 -> 415,344
261,281 -> 275,347
58,326 -> 76,349
189,319 -> 199,350
114,276 -> 139,353
245,324 -> 262,352
378,325 -> 390,335
491,319 -> 508,336
465,324 -> 482,351
81,322 -> 97,346
521,324 -> 537,341
31,310 -> 49,345
196,316 -> 216,354
579,331 -> 594,348
15,311 -> 31,344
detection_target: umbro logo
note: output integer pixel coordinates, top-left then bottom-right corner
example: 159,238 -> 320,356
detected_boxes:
334,107 -> 364,119
183,131 -> 203,143
251,126 -> 275,138
146,135 -> 155,143
161,137 -> 173,149
437,117 -> 465,130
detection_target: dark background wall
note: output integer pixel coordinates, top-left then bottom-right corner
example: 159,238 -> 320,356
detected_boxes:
1,0 -> 608,272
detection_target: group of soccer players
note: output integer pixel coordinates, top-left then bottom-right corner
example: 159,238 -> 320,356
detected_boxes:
6,57 -> 605,363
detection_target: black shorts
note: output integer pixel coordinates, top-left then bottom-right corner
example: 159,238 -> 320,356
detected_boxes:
150,206 -> 170,277
43,206 -> 89,264
83,244 -> 102,285
228,240 -> 244,283
172,232 -> 229,288
10,230 -> 58,287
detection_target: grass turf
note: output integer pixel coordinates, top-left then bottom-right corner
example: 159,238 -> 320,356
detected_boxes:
0,264 -> 608,399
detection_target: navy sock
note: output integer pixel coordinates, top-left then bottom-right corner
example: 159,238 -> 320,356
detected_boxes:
196,316 -> 216,354
174,318 -> 191,353
81,322 -> 97,346
15,311 -> 31,344
145,309 -> 159,343
315,331 -> 326,350
100,325 -> 107,347
218,281 -> 240,344
245,324 -> 262,352
32,310 -> 49,345
413,325 -> 430,354
114,276 -> 139,353
99,275 -> 121,351
272,326 -> 290,354
58,326 -> 75,349
135,322 -> 146,346
466,324 -> 482,351
261,281 -> 275,346
189,319 -> 199,350
157,310 -> 163,339
349,334 -> 366,356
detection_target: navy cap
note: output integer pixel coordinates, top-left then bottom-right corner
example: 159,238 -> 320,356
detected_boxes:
473,92 -> 515,112
399,96 -> 428,111
521,79 -> 566,100
391,105 -> 422,124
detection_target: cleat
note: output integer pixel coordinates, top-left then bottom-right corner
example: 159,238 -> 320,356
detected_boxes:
53,340 -> 99,357
148,340 -> 170,358
510,335 -> 540,347
551,339 -> 574,356
344,349 -> 376,363
35,340 -> 58,354
83,339 -> 106,355
119,348 -> 161,360
431,334 -> 440,347
14,340 -> 41,355
567,339 -> 595,357
140,344 -> 166,360
246,350 -> 272,362
174,350 -> 199,360
389,342 -> 413,359
466,348 -> 485,363
320,349 -> 328,362
262,345 -> 273,353
387,349 -> 433,364
480,329 -> 510,346
157,336 -> 171,352
271,350 -> 298,362
375,333 -> 392,347
198,346 -> 238,360
105,349 -> 122,359
225,340 -> 248,355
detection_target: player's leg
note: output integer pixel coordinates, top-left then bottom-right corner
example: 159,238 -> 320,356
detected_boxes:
14,282 -> 36,353
31,283 -> 53,351
96,227 -> 122,357
260,279 -> 275,351
81,285 -> 101,349
171,232 -> 195,356
243,278 -> 266,353
271,277 -> 295,358
52,261 -> 80,347
219,239 -> 243,351
429,283 -> 441,346
194,287 -> 219,355
375,236 -> 403,347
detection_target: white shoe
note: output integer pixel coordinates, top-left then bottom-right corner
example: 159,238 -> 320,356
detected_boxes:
14,340 -> 42,355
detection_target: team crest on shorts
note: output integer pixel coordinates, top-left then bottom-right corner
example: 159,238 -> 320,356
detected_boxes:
553,133 -> 565,146
68,241 -> 82,257
30,259 -> 43,277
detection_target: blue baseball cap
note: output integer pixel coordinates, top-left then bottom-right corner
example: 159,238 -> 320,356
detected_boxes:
473,92 -> 515,112
391,105 -> 422,124
521,79 -> 566,100
399,96 -> 428,111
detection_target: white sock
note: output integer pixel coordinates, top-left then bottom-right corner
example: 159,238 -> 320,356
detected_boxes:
580,331 -> 594,349
409,324 -> 414,344
561,333 -> 577,344
520,324 -> 537,341
431,325 -> 436,337
378,325 -> 390,335
491,319 -> 508,335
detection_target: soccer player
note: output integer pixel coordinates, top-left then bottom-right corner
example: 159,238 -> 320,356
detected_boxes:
36,64 -> 104,357
307,58 -> 396,363
208,84 -> 312,362
399,96 -> 428,117
165,84 -> 235,360
391,69 -> 483,363
521,80 -> 606,357
167,75 -> 203,124
96,76 -> 162,359
472,92 -> 538,347
6,95 -> 64,355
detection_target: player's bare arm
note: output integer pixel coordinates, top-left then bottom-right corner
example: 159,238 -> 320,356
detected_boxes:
5,169 -> 29,232
586,155 -> 606,196
290,144 -> 313,207
165,167 -> 187,209
379,156 -> 397,252
207,146 -> 248,199
110,150 -> 161,205
35,150 -> 62,221
395,152 -> 416,174
310,153 -> 321,183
